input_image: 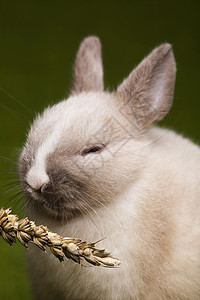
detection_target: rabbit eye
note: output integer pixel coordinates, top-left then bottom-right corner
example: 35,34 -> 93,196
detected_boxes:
82,144 -> 105,155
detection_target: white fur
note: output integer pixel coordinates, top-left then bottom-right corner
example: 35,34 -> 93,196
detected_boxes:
26,126 -> 63,189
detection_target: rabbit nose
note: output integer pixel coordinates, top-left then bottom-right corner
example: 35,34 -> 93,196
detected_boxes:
35,183 -> 47,194
26,166 -> 49,192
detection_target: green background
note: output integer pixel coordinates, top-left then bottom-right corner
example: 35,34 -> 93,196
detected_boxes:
0,1 -> 199,299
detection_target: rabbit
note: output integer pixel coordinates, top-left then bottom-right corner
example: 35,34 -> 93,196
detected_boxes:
18,36 -> 200,300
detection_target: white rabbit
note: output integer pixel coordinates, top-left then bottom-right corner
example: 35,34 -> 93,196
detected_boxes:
18,36 -> 200,299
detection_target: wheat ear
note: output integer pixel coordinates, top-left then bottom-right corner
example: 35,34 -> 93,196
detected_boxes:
0,208 -> 120,267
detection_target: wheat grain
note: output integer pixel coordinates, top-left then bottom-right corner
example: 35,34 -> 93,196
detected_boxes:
0,208 -> 120,267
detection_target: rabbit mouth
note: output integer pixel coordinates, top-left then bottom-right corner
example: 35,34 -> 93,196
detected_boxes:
25,186 -> 86,219
23,176 -> 98,220
40,196 -> 87,220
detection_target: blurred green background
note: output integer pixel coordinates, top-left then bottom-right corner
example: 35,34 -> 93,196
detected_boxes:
0,1 -> 199,299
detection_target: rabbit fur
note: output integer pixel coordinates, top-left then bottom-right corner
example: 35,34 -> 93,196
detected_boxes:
18,36 -> 200,299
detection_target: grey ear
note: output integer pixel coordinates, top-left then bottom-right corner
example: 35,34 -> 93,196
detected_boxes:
71,36 -> 104,94
116,44 -> 176,130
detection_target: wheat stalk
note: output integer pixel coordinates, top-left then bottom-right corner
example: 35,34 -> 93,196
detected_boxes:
0,207 -> 120,268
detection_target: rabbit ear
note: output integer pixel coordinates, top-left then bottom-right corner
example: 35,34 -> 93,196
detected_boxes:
116,44 -> 176,131
71,36 -> 104,94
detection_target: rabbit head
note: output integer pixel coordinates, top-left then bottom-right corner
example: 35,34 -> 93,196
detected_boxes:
18,36 -> 176,219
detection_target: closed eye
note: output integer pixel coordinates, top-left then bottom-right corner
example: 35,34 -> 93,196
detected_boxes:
81,144 -> 105,155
